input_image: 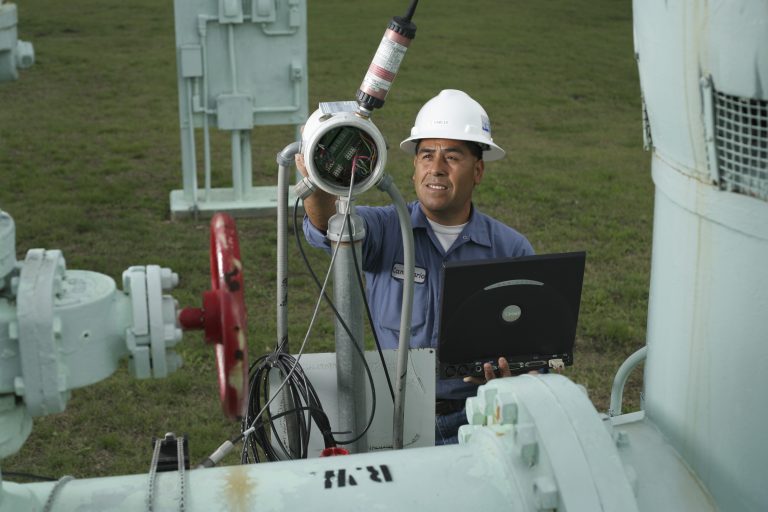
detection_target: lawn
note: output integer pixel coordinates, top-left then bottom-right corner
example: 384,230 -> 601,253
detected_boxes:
0,0 -> 650,479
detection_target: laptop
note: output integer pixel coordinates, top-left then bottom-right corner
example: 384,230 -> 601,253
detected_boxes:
437,251 -> 586,379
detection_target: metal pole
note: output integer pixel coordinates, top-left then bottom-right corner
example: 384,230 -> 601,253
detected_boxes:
327,198 -> 368,453
199,18 -> 212,202
231,130 -> 243,201
181,79 -> 198,204
242,130 -> 253,192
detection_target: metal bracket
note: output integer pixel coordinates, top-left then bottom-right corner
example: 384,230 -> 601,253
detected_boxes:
152,432 -> 190,472
700,75 -> 721,185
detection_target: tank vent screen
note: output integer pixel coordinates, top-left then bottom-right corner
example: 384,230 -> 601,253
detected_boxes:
714,90 -> 768,201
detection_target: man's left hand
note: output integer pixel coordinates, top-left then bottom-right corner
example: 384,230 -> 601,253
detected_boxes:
463,357 -> 513,385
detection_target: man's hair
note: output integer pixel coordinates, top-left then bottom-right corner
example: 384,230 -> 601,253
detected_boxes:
465,142 -> 484,160
415,140 -> 485,160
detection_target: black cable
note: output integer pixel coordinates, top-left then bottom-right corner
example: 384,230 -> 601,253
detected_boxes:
346,209 -> 396,401
241,351 -> 329,462
293,197 -> 395,402
290,197 -> 379,445
404,0 -> 419,21
239,189 -> 388,463
240,346 -> 368,463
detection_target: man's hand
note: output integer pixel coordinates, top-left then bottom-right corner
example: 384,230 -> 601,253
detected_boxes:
295,153 -> 309,178
295,153 -> 337,232
462,357 -> 557,385
463,357 -> 513,385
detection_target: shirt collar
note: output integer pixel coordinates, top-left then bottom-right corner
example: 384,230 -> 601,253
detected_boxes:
411,201 -> 492,248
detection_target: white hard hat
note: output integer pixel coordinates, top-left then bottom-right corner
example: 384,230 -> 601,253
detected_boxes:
400,89 -> 505,161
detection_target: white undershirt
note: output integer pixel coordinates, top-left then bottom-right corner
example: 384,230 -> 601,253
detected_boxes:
427,218 -> 468,252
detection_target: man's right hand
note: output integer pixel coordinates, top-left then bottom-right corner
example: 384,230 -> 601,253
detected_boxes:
295,153 -> 309,178
295,153 -> 337,232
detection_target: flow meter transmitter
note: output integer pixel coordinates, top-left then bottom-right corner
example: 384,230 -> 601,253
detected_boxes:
299,103 -> 388,197
296,0 -> 419,199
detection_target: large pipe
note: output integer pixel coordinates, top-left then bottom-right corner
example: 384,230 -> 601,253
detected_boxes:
15,376 -> 656,512
634,1 -> 768,508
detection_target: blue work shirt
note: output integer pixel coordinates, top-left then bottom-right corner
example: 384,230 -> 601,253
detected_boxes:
304,200 -> 534,399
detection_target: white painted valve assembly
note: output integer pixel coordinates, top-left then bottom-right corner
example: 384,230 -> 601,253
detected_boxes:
0,210 -> 182,458
0,1 -> 34,81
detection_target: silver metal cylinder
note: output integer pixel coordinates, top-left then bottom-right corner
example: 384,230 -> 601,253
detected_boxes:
327,199 -> 368,453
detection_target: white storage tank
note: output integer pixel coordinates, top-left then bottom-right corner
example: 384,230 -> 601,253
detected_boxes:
634,1 -> 768,510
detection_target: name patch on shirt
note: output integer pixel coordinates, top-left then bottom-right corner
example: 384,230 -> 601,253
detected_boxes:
391,263 -> 427,284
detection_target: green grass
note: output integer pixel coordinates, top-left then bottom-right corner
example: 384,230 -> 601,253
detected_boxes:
0,0 -> 650,479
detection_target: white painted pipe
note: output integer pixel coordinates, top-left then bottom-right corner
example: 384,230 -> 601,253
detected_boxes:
609,346 -> 647,417
16,376 -> 642,512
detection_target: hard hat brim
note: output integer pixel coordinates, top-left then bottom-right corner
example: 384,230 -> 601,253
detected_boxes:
399,136 -> 506,162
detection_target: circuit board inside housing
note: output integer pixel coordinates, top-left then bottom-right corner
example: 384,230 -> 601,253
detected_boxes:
312,126 -> 378,187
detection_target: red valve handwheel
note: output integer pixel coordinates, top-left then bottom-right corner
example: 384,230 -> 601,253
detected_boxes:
178,213 -> 248,420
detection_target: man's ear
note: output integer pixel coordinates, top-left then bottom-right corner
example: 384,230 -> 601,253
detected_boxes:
474,159 -> 485,185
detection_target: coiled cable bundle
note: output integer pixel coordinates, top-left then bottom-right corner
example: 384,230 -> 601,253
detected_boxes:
241,351 -> 336,462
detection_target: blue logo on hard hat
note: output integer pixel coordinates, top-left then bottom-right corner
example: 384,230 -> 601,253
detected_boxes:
481,115 -> 491,133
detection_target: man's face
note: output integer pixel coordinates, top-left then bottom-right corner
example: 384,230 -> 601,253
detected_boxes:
412,138 -> 485,225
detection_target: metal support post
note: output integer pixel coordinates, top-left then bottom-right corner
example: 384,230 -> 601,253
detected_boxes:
242,130 -> 253,191
327,198 -> 368,453
231,130 -> 243,201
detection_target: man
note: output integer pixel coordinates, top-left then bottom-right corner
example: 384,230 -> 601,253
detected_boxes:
300,89 -> 534,444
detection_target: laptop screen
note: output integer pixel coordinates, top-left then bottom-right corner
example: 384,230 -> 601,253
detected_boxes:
437,251 -> 586,379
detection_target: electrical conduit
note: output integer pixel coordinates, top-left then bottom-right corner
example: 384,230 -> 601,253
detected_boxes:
378,175 -> 415,449
275,142 -> 301,351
